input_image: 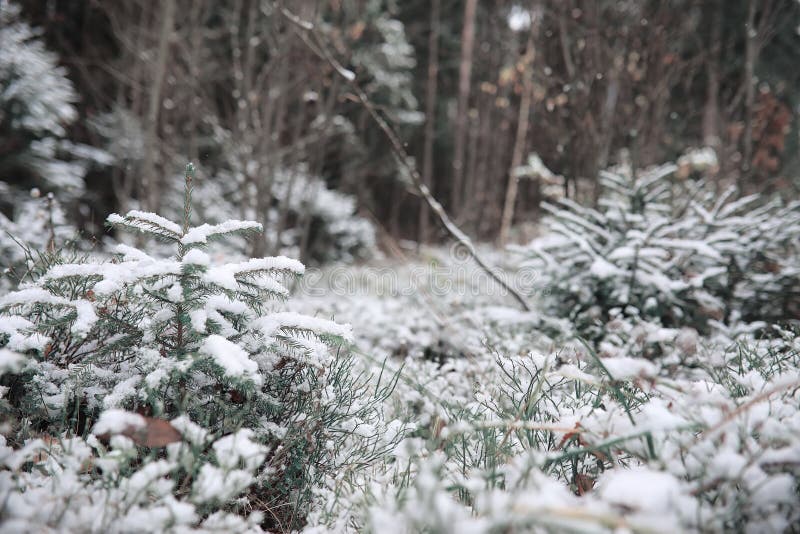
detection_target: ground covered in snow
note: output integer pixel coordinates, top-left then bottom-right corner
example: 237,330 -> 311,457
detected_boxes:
1,194 -> 799,533
288,246 -> 800,533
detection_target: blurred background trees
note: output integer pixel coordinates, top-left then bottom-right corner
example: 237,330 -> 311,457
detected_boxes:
3,0 -> 800,259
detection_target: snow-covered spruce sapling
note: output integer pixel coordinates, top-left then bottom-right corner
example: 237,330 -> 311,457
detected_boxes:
0,0 -> 80,197
518,150 -> 800,342
0,164 -> 400,531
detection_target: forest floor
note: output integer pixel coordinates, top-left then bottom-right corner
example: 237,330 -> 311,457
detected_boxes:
289,245 -> 555,364
285,244 -> 800,532
3,220 -> 798,532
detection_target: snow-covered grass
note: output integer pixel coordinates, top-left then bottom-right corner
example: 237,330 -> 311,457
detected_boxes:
2,242 -> 799,533
289,250 -> 800,533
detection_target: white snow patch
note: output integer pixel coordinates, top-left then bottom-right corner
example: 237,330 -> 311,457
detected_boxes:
180,220 -> 262,245
0,289 -> 97,337
199,335 -> 262,385
93,409 -> 146,435
212,429 -> 266,471
0,349 -> 26,374
193,465 -> 254,503
114,244 -> 152,261
600,467 -> 683,513
182,248 -> 210,266
599,356 -> 657,379
252,311 -> 353,343
108,210 -> 182,236
590,257 -> 623,279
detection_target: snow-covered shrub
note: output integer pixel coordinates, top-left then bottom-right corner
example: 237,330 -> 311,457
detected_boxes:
289,170 -> 376,263
0,165 -> 400,531
87,106 -> 145,167
0,0 -> 92,202
242,165 -> 376,263
518,152 -> 800,340
0,1 -> 110,285
188,121 -> 376,264
0,190 -> 80,291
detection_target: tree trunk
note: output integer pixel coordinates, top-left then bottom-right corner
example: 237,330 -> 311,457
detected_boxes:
463,110 -> 479,230
251,54 -> 288,258
499,27 -> 536,246
741,0 -> 757,192
451,0 -> 478,217
702,0 -> 722,149
389,182 -> 402,237
273,89 -> 307,255
299,78 -> 340,264
141,0 -> 175,214
419,0 -> 440,246
474,93 -> 492,236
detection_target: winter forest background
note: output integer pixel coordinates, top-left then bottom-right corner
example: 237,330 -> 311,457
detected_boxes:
1,0 -> 800,532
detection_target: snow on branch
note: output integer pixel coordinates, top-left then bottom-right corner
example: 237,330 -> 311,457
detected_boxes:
107,210 -> 182,240
0,348 -> 27,374
0,288 -> 97,337
199,335 -> 262,385
252,311 -> 353,344
180,220 -> 263,245
38,258 -> 182,296
203,256 -> 305,294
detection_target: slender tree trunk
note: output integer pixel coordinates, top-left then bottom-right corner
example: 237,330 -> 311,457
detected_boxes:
588,0 -> 619,205
419,0 -> 440,246
251,154 -> 269,257
463,110 -> 479,229
253,43 -> 290,257
741,0 -> 757,192
129,8 -> 149,249
488,115 -> 510,234
499,27 -> 536,246
474,94 -> 492,236
186,1 -> 207,163
558,2 -> 575,79
274,89 -> 307,255
389,182 -> 402,237
593,68 -> 620,204
141,0 -> 175,214
299,78 -> 340,264
702,0 -> 722,149
451,0 -> 478,217
232,0 -> 260,221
